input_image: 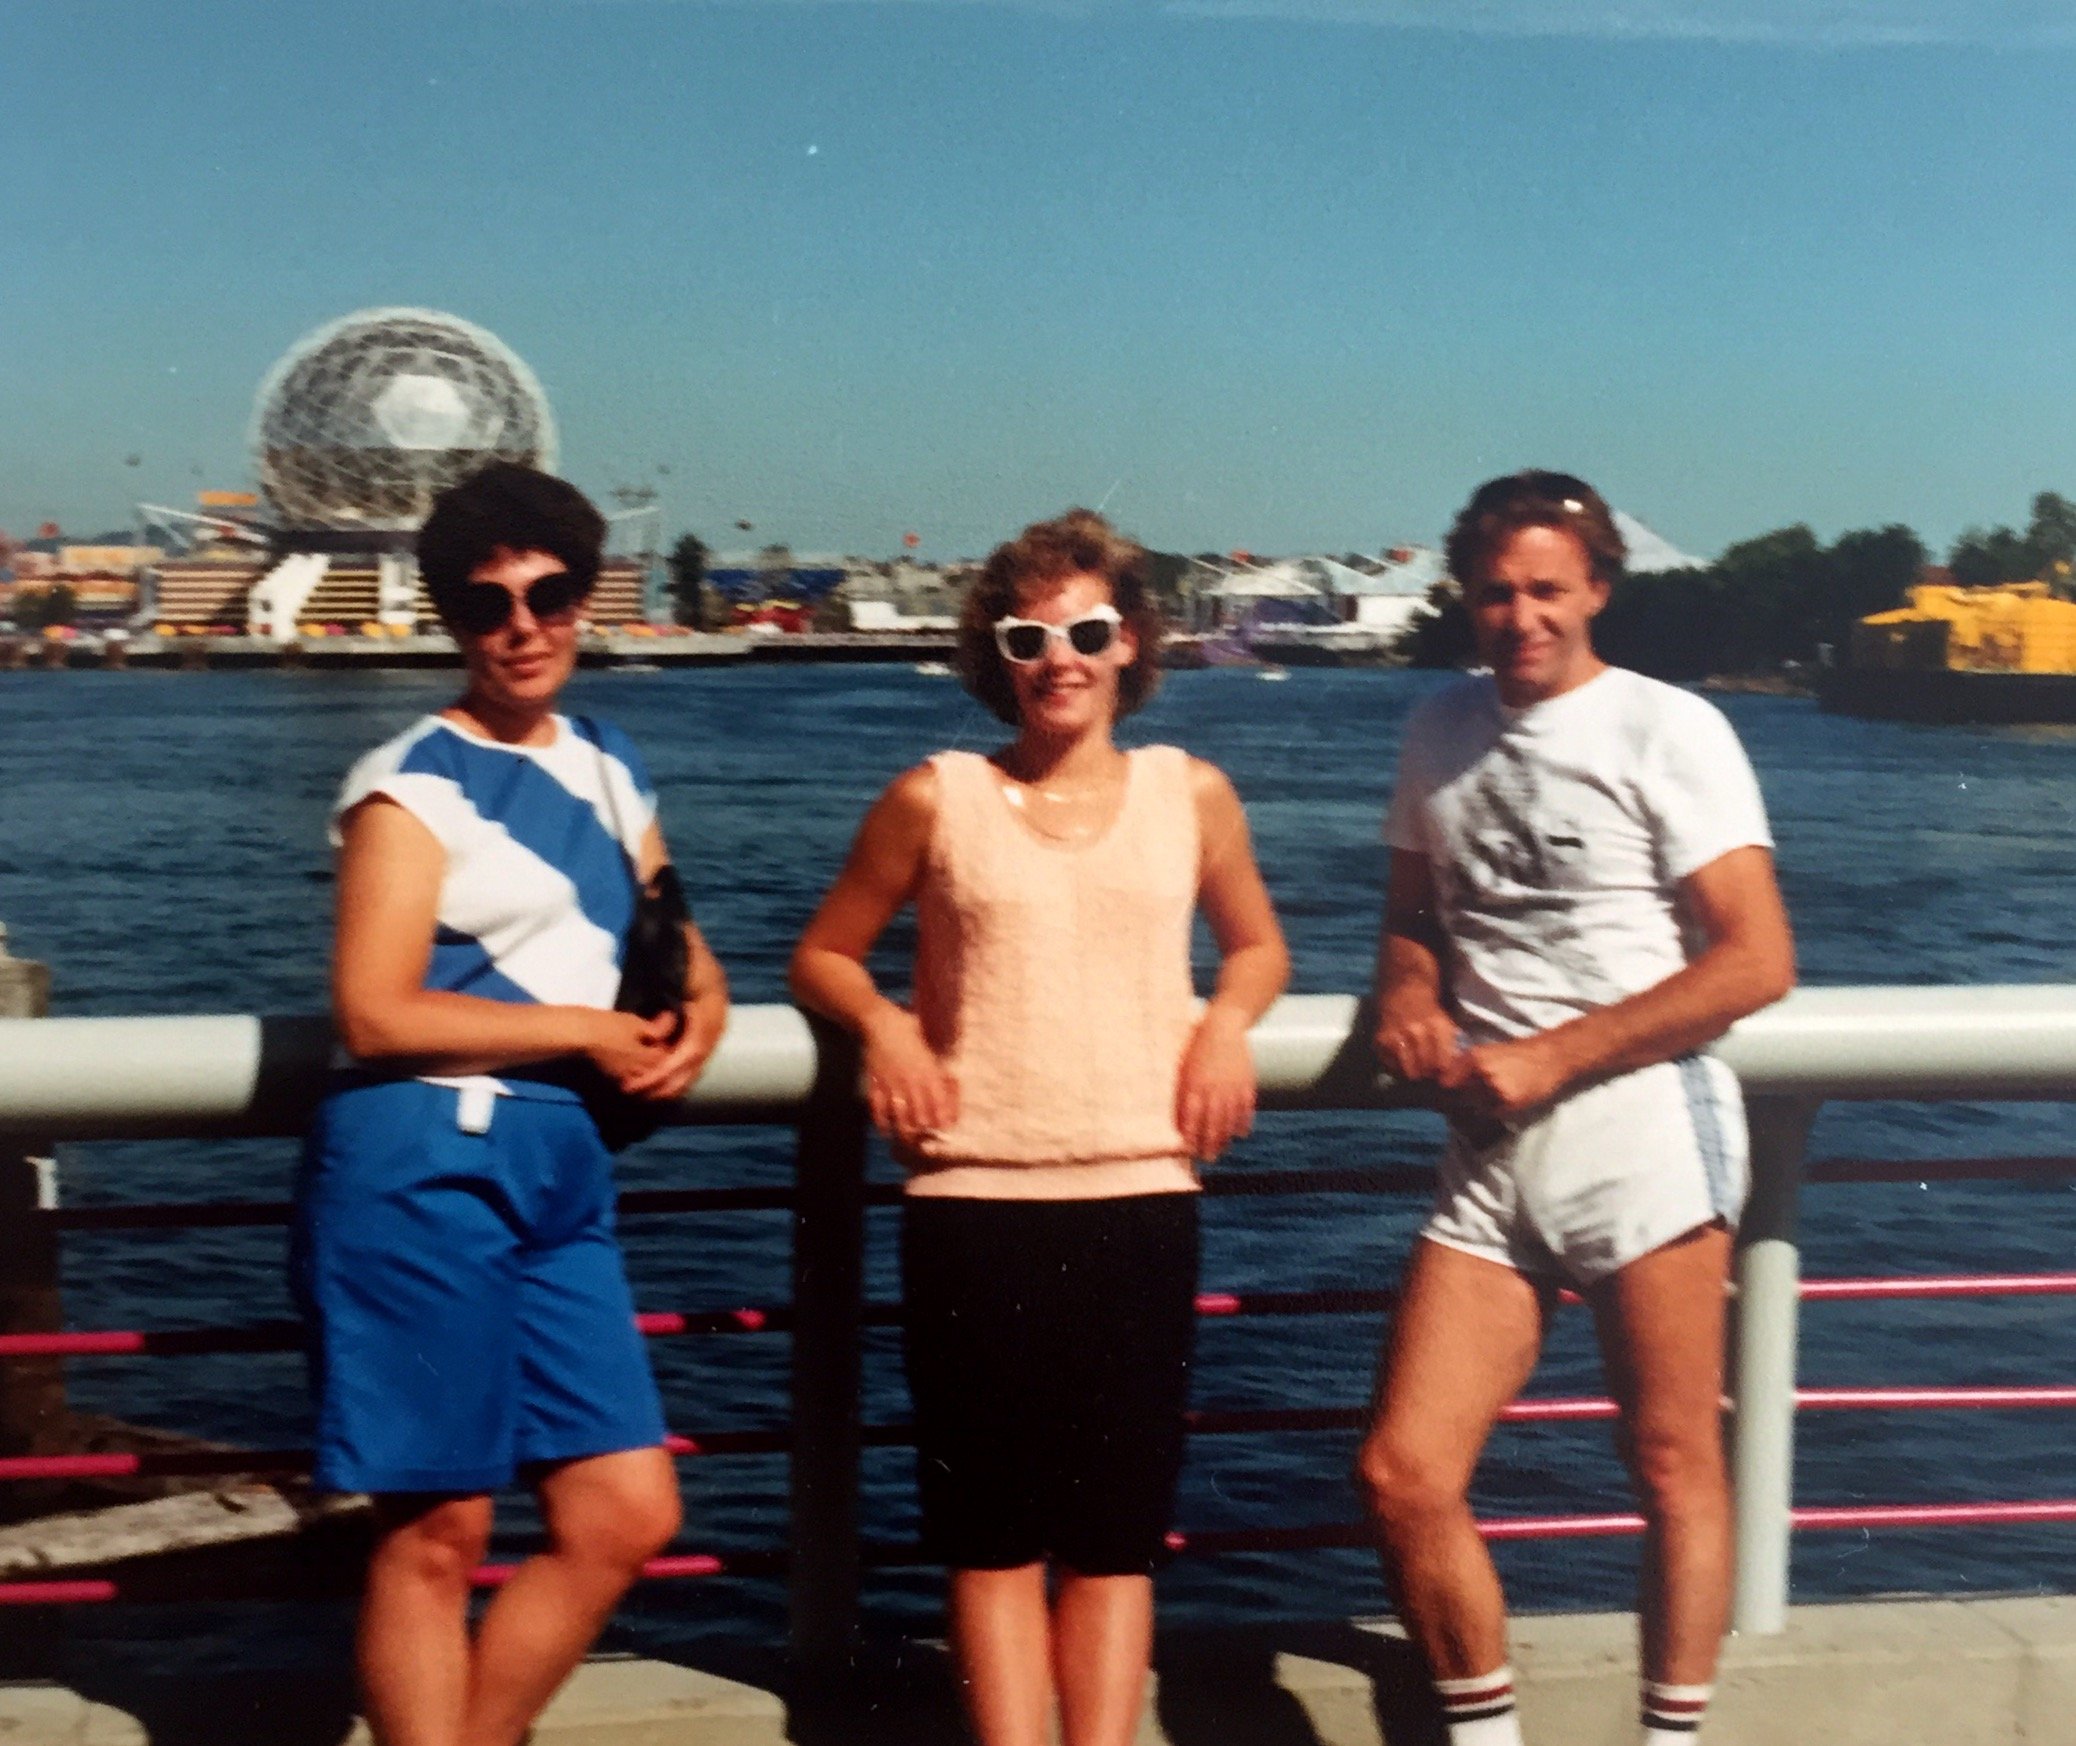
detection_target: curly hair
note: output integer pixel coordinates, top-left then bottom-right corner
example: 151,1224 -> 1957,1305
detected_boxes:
957,508 -> 1164,726
416,462 -> 606,621
1444,471 -> 1626,591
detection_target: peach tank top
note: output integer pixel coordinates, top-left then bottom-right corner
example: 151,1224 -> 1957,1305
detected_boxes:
902,745 -> 1201,1200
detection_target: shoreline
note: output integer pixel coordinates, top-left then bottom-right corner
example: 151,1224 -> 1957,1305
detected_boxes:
0,630 -> 958,672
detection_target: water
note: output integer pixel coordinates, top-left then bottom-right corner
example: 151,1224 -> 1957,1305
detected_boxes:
1,663 -> 2073,1671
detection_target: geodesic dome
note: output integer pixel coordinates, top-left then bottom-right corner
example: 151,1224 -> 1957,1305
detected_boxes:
250,308 -> 557,532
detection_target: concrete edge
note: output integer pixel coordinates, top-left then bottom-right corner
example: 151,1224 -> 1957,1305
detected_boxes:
4,1594 -> 2073,1744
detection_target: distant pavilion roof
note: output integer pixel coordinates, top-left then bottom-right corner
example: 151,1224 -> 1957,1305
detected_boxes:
1615,511 -> 1705,574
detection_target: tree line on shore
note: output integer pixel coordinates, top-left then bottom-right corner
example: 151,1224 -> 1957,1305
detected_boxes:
1399,490 -> 2076,680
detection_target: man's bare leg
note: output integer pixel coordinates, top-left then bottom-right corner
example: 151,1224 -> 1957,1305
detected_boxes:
1355,1239 -> 1551,1677
1590,1223 -> 1735,1713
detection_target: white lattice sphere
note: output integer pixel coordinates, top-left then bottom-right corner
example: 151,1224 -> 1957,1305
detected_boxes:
250,308 -> 557,531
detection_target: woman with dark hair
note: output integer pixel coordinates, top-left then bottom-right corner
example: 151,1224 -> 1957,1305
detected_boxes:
790,507 -> 1288,1746
293,462 -> 728,1746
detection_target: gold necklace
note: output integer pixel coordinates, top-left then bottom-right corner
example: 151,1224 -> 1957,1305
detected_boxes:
998,757 -> 1127,842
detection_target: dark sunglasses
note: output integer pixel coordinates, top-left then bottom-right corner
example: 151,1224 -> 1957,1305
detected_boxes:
449,570 -> 588,636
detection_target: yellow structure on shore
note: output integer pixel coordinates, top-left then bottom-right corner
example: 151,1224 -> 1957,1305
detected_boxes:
1852,580 -> 2076,673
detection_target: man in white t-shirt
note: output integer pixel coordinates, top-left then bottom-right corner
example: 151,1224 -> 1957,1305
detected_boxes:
1355,472 -> 1795,1746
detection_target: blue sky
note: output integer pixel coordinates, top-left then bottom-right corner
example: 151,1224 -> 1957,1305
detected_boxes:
8,0 -> 2076,559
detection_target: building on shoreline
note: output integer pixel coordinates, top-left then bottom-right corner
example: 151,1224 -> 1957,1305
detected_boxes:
119,307 -> 658,643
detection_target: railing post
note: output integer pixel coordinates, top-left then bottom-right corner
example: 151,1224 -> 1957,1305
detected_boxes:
0,924 -> 63,1462
787,1015 -> 867,1683
1729,1093 -> 1819,1635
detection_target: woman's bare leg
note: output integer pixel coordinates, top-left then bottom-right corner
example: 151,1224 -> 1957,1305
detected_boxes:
949,1564 -> 1054,1746
461,1447 -> 681,1746
1052,1571 -> 1154,1746
358,1494 -> 493,1746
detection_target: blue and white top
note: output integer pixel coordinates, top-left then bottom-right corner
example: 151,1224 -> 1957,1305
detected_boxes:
331,712 -> 658,1097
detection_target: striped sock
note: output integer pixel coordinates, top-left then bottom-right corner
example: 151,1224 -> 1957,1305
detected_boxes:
1435,1665 -> 1523,1746
1641,1679 -> 1712,1739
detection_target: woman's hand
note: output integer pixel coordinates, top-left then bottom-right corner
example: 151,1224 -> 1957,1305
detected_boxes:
584,1009 -> 676,1090
1176,1007 -> 1257,1162
619,995 -> 726,1102
862,1007 -> 959,1148
617,921 -> 731,1103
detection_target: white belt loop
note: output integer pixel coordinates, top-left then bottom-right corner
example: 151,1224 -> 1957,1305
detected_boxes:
456,1080 -> 499,1136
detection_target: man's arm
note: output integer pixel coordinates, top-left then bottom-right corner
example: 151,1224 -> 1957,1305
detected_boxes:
1446,844 -> 1795,1119
1373,848 -> 1463,1084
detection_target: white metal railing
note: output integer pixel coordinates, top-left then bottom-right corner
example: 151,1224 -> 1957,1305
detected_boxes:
2,986 -> 2074,1648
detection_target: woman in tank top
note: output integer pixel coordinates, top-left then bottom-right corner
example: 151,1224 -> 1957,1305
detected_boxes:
790,508 -> 1288,1746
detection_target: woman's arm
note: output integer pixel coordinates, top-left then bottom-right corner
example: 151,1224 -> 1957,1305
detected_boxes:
787,765 -> 956,1146
1178,761 -> 1291,1161
331,798 -> 668,1085
617,823 -> 732,1101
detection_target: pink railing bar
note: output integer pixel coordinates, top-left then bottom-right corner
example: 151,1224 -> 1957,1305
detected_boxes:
636,1308 -> 779,1335
1192,1287 -> 1395,1318
0,1448 -> 306,1481
0,1427 -> 795,1483
1159,1515 -> 1652,1557
470,1551 -> 742,1587
0,1549 -> 781,1608
0,1307 -> 787,1359
1800,1273 -> 2076,1300
1163,1498 -> 2076,1559
14,1384 -> 2068,1486
1792,1499 -> 2076,1530
1799,1385 -> 2076,1410
11,1270 -> 2076,1363
10,1496 -> 2076,1605
0,1579 -> 119,1607
0,1323 -> 304,1358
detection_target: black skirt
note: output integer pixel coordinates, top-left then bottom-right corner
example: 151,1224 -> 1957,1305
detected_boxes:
900,1192 -> 1200,1576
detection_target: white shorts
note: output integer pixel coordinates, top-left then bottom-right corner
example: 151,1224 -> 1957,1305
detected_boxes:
1423,1055 -> 1748,1288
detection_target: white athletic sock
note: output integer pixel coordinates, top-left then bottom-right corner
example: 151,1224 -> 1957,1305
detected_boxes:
1435,1665 -> 1524,1746
1640,1679 -> 1713,1739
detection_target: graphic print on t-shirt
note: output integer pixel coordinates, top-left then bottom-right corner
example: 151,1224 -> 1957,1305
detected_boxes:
1383,669 -> 1774,1045
1439,734 -> 1621,1011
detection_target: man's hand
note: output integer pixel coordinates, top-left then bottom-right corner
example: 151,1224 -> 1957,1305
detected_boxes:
1375,1002 -> 1462,1084
1440,1033 -> 1572,1122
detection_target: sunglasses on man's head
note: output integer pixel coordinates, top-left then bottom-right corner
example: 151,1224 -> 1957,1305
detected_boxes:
448,571 -> 589,637
992,604 -> 1124,665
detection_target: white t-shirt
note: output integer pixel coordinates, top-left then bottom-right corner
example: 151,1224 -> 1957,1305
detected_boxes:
1383,668 -> 1773,1044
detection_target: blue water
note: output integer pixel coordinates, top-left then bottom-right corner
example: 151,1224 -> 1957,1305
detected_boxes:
1,663 -> 2073,1672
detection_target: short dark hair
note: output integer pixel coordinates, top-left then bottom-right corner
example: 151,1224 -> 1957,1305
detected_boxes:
1445,471 -> 1626,591
416,462 -> 605,619
957,508 -> 1163,725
